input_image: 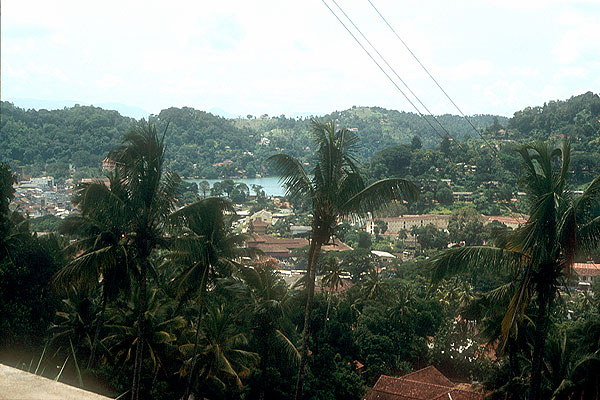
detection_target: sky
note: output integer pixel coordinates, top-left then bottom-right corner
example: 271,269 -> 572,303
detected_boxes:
2,0 -> 599,119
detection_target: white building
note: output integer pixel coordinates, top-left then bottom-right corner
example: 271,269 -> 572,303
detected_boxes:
30,176 -> 55,190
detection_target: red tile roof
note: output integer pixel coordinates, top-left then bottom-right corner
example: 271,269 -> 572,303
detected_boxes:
363,366 -> 484,400
400,366 -> 454,387
246,235 -> 352,259
572,262 -> 600,277
485,215 -> 528,226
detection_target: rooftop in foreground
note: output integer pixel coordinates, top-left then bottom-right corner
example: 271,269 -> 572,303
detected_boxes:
0,363 -> 113,400
363,366 -> 484,400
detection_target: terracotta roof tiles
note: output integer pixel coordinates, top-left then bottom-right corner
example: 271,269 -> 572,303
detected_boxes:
363,366 -> 484,400
573,263 -> 600,277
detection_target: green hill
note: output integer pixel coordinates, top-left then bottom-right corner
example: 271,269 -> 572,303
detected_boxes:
1,92 -> 598,180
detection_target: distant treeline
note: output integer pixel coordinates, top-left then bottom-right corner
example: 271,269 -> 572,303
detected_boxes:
1,92 -> 599,182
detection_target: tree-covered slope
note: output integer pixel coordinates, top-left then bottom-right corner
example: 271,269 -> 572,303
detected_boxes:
507,92 -> 600,153
1,103 -> 134,177
1,92 -> 598,180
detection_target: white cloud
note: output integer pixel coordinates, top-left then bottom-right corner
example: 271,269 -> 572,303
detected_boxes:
1,0 -> 599,117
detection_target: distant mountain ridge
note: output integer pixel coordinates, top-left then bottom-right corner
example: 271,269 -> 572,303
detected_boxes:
6,97 -> 151,120
1,92 -> 598,180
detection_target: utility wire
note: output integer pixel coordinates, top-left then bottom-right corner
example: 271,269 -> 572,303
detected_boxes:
319,0 -> 463,151
366,0 -> 529,224
366,0 -> 501,157
330,0 -> 465,152
323,0 -> 524,226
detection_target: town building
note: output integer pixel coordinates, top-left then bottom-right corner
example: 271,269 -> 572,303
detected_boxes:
249,219 -> 269,235
371,250 -> 396,265
572,262 -> 600,290
366,215 -> 451,235
363,366 -> 484,400
485,215 -> 528,230
249,209 -> 273,225
246,234 -> 352,264
290,225 -> 311,236
30,176 -> 55,190
366,214 -> 528,236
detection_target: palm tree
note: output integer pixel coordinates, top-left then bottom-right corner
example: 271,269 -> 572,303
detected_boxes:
50,289 -> 97,356
239,261 -> 299,400
179,304 -> 259,397
53,170 -> 132,369
320,255 -> 346,332
102,287 -> 185,392
108,122 -> 181,400
266,119 -> 419,399
552,351 -> 600,399
167,197 -> 256,399
431,141 -> 600,400
358,268 -> 388,302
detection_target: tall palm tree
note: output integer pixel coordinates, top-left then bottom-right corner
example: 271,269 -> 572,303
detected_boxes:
50,289 -> 97,356
53,170 -> 132,369
320,255 -> 346,332
102,287 -> 185,391
108,122 -> 181,400
431,141 -> 600,400
167,197 -> 256,399
179,304 -> 259,397
266,119 -> 418,399
239,261 -> 299,400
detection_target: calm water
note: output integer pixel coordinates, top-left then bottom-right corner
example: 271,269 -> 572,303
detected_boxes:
186,176 -> 286,197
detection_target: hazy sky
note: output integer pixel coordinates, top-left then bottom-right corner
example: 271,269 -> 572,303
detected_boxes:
2,0 -> 599,118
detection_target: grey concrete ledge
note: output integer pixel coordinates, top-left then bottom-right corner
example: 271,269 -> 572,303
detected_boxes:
0,363 -> 113,400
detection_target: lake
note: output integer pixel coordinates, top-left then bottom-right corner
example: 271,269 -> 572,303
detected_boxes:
185,176 -> 286,197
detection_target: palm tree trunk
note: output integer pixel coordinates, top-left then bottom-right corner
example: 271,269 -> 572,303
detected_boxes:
529,283 -> 550,400
258,341 -> 270,400
324,291 -> 332,334
294,238 -> 321,400
131,261 -> 147,400
87,287 -> 108,369
182,264 -> 209,400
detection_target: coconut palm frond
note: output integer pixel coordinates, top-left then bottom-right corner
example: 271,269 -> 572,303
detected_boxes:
430,246 -> 528,283
265,154 -> 313,200
341,178 -> 419,216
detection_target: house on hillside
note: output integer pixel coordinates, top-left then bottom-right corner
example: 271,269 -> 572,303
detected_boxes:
246,234 -> 352,265
363,366 -> 484,400
250,209 -> 273,224
371,250 -> 396,265
366,215 -> 451,235
250,218 -> 268,235
571,262 -> 600,290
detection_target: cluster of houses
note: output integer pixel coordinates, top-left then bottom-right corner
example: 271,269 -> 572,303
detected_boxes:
242,209 -> 600,291
11,176 -> 73,218
11,172 -> 599,292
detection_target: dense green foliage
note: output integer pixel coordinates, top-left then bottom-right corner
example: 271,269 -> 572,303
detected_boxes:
431,142 -> 600,399
1,93 -> 600,400
5,93 -> 599,221
0,101 -> 505,179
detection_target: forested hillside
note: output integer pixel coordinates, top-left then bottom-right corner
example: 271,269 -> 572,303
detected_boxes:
0,101 -> 503,179
1,92 -> 599,181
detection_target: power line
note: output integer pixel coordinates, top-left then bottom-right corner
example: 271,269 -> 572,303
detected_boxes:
321,0 -> 525,226
365,0 -> 529,225
366,0 -> 501,157
318,0 -> 463,150
330,0 -> 464,152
